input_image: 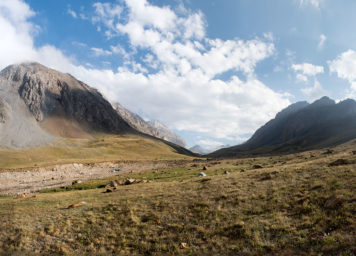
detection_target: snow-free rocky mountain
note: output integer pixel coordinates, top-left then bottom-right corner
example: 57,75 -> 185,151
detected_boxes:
189,145 -> 209,155
189,144 -> 231,155
0,62 -> 185,149
211,96 -> 356,157
113,103 -> 186,147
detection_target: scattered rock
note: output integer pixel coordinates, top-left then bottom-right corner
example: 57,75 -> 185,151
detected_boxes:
111,168 -> 120,173
198,172 -> 207,177
322,149 -> 334,155
15,193 -> 27,199
252,164 -> 263,169
352,151 -> 356,155
125,178 -> 136,185
67,201 -> 86,209
324,196 -> 343,209
223,170 -> 230,175
328,159 -> 348,167
105,188 -> 114,193
104,180 -> 121,192
180,242 -> 188,249
191,164 -> 198,167
202,166 -> 207,171
72,180 -> 82,185
122,178 -> 148,185
240,169 -> 245,173
108,180 -> 120,188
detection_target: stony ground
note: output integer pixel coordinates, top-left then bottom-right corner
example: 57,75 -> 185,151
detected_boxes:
0,161 -> 188,195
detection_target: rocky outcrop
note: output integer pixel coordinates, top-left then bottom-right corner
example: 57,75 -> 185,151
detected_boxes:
147,120 -> 186,147
0,77 -> 55,148
0,62 -> 132,133
0,98 -> 10,123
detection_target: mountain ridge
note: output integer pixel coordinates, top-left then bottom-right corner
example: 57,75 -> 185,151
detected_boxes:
210,96 -> 356,157
0,62 -> 132,135
0,62 -> 193,156
113,103 -> 186,147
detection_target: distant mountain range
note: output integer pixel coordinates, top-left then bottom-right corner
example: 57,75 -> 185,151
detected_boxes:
0,62 -> 187,150
113,103 -> 186,147
211,96 -> 356,157
2,62 -> 356,156
189,144 -> 230,155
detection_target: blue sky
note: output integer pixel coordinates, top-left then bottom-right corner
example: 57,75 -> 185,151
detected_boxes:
1,0 -> 356,150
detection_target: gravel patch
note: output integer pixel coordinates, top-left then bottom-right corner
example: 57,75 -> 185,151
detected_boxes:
0,161 -> 180,195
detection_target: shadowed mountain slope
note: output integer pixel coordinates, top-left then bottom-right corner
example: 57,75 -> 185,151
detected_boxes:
211,96 -> 356,157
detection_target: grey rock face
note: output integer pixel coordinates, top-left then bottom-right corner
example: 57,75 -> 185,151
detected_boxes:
0,62 -> 132,133
0,98 -> 10,123
147,120 -> 186,147
113,103 -> 186,147
0,77 -> 55,148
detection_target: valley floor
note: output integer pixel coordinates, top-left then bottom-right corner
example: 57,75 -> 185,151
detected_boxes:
0,160 -> 188,195
0,141 -> 355,255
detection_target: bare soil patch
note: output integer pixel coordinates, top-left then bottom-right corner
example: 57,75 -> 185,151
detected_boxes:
0,160 -> 185,195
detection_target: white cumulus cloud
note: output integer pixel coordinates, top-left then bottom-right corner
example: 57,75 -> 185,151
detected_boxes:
329,50 -> 356,98
291,62 -> 324,82
0,0 -> 291,147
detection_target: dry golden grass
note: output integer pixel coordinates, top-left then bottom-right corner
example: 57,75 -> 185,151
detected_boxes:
0,134 -> 194,169
0,141 -> 355,255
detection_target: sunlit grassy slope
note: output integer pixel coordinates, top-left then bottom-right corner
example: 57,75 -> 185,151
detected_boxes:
0,134 -> 195,169
0,141 -> 355,255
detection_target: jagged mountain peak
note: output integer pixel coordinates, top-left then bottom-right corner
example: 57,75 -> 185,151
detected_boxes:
1,62 -> 93,93
308,96 -> 335,107
211,96 -> 356,157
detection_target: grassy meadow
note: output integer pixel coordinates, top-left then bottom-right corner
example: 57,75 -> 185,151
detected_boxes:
0,141 -> 355,255
0,134 -> 194,169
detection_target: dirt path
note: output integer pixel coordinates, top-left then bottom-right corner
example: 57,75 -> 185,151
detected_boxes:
0,161 -> 188,195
